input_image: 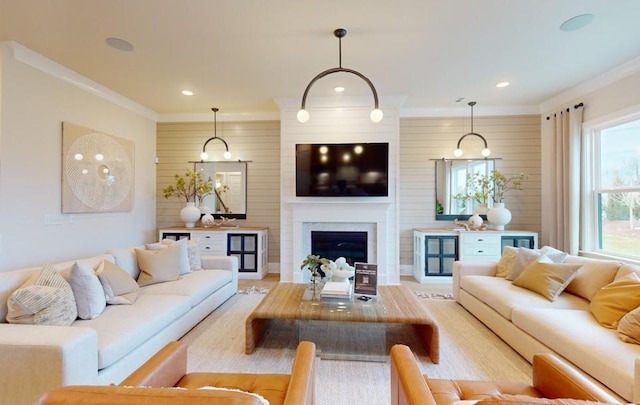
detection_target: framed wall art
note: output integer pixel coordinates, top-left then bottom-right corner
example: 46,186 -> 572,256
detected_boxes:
62,122 -> 134,213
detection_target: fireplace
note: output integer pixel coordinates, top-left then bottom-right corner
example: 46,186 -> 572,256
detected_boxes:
311,231 -> 368,265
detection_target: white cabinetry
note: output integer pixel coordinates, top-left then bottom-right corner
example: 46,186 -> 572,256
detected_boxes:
413,229 -> 537,283
159,227 -> 268,280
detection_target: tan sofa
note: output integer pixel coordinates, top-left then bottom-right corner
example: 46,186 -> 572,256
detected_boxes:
0,246 -> 238,405
390,344 -> 622,405
453,252 -> 640,402
35,340 -> 317,405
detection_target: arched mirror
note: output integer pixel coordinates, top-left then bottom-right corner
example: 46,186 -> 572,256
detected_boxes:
435,158 -> 496,220
194,161 -> 247,219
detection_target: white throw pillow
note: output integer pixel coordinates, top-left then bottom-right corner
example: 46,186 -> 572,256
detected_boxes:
161,238 -> 192,274
97,260 -> 140,305
69,261 -> 106,319
7,264 -> 77,325
135,244 -> 181,286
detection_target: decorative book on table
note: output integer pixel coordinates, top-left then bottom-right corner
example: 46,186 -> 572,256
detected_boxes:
320,281 -> 352,298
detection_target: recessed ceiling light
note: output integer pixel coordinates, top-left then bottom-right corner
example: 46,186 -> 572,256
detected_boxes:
560,14 -> 595,32
181,90 -> 194,96
334,86 -> 345,93
496,81 -> 510,88
105,37 -> 134,52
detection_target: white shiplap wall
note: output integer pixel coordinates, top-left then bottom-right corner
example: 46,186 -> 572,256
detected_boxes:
398,115 -> 542,273
156,121 -> 281,265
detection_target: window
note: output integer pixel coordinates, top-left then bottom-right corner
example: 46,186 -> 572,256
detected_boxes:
584,110 -> 640,261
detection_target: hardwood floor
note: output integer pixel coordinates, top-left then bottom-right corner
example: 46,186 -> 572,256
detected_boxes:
238,273 -> 453,294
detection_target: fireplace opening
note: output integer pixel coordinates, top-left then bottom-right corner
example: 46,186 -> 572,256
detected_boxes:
311,231 -> 367,265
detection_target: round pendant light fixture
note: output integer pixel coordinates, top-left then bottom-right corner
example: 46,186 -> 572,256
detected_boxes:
454,101 -> 491,158
297,28 -> 382,123
200,108 -> 232,161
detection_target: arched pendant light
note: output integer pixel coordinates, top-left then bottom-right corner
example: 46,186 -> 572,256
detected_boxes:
454,101 -> 491,158
297,28 -> 383,123
200,107 -> 232,161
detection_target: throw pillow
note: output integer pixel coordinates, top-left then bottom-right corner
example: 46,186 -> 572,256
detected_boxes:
496,246 -> 518,278
96,260 -> 140,304
145,242 -> 168,251
69,261 -> 106,319
512,259 -> 582,301
589,272 -> 640,328
187,239 -> 202,271
6,264 -> 78,325
507,247 -> 567,281
135,243 -> 181,287
161,238 -> 192,275
563,258 -> 620,301
506,248 -> 545,281
618,306 -> 640,344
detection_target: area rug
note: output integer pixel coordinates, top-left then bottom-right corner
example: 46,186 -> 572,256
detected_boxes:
179,292 -> 531,405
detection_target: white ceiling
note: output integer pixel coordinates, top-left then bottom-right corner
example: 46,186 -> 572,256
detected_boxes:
2,0 -> 640,119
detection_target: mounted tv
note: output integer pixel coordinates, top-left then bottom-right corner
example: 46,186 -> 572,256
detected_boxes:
296,142 -> 389,197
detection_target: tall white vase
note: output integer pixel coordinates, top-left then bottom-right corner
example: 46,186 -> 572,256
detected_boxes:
487,202 -> 512,231
180,202 -> 201,228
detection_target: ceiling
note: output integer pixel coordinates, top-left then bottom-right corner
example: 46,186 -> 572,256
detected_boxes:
2,0 -> 640,119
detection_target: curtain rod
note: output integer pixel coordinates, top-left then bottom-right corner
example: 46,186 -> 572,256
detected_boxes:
545,102 -> 584,120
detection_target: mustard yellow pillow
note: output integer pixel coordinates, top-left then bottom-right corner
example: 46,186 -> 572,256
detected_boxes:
590,272 -> 640,328
512,260 -> 582,301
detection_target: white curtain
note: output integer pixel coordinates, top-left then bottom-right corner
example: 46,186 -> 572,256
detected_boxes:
544,104 -> 584,254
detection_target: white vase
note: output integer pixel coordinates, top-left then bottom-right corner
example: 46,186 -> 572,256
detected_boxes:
468,213 -> 483,228
487,202 -> 512,231
180,202 -> 201,228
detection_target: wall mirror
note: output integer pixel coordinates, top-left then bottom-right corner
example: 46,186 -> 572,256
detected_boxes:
435,158 -> 496,220
194,161 -> 247,219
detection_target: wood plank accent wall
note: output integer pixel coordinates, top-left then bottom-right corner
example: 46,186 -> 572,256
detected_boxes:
398,115 -> 542,271
156,114 -> 540,276
156,121 -> 281,264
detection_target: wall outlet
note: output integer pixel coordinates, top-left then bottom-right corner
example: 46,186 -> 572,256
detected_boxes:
44,214 -> 63,225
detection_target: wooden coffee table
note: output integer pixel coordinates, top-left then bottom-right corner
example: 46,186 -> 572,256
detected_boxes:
245,283 -> 439,363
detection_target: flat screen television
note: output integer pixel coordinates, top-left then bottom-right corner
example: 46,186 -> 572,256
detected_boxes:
296,142 -> 389,197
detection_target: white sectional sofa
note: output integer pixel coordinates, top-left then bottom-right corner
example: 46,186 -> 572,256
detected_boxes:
0,243 -> 238,405
453,250 -> 640,403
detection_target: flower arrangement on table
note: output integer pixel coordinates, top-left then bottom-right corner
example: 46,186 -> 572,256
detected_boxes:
300,254 -> 330,278
162,169 -> 213,204
453,170 -> 529,206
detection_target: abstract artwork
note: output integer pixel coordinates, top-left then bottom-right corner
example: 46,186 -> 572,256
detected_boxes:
62,122 -> 134,213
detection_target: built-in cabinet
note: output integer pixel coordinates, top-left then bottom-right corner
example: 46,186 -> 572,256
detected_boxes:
413,229 -> 537,282
159,227 -> 269,280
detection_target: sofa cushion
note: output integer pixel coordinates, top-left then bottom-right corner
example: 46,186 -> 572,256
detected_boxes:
512,259 -> 582,301
618,306 -> 640,344
160,238 -> 192,275
563,257 -> 621,301
107,247 -> 142,279
97,260 -> 140,305
72,294 -> 191,369
506,248 -> 567,281
477,395 -> 612,404
496,246 -> 518,277
69,261 -> 106,319
460,275 -> 588,321
512,307 -> 639,402
140,269 -> 232,307
7,264 -> 78,326
589,272 -> 640,328
0,266 -> 39,323
135,244 -> 181,287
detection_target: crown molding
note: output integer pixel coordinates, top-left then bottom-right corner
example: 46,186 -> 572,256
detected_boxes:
400,105 -> 540,118
157,111 -> 280,123
5,41 -> 158,121
539,55 -> 640,113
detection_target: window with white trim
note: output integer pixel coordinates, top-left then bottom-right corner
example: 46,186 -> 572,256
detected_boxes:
584,110 -> 640,261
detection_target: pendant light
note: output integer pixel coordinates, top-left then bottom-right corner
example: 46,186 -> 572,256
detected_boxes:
454,101 -> 491,158
200,108 -> 231,161
297,28 -> 383,123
